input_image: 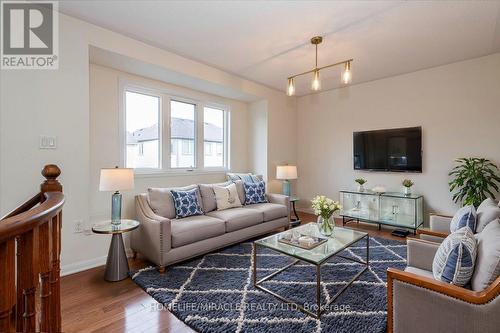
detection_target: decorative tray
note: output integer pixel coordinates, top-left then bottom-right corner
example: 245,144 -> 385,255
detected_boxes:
278,233 -> 328,250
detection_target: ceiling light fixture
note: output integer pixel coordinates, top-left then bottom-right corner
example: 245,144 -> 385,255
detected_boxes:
286,36 -> 353,96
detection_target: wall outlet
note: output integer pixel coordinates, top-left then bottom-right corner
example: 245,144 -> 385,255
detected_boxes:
74,220 -> 84,233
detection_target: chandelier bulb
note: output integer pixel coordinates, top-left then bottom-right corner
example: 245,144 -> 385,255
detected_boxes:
286,78 -> 295,96
342,61 -> 352,84
311,69 -> 321,91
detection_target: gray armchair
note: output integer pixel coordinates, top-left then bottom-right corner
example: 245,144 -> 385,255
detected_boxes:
387,231 -> 500,333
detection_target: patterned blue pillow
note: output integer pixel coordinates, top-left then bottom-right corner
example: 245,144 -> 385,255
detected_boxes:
243,181 -> 267,205
432,226 -> 477,286
170,188 -> 203,218
450,205 -> 476,232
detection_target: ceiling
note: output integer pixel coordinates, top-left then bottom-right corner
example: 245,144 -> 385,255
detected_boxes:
60,1 -> 500,96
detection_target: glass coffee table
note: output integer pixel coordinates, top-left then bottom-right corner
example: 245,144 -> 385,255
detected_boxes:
253,222 -> 369,318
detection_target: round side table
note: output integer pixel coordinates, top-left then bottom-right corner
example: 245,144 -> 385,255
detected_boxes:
290,197 -> 301,227
92,219 -> 139,282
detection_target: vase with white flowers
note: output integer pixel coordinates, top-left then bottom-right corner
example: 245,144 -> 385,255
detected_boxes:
311,195 -> 342,236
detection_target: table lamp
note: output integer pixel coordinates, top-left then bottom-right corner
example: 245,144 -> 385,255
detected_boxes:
99,167 -> 134,225
276,165 -> 297,196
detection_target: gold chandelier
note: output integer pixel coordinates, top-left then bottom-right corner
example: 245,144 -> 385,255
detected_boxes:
286,36 -> 352,96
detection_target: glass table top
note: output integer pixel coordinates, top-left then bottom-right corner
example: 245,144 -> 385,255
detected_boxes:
254,223 -> 368,265
92,219 -> 140,234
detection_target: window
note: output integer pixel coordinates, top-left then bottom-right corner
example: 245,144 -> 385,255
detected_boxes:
125,91 -> 160,169
204,142 -> 212,156
122,82 -> 229,173
171,100 -> 196,168
204,107 -> 225,167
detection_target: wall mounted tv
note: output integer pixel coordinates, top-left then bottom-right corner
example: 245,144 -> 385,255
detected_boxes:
353,126 -> 422,172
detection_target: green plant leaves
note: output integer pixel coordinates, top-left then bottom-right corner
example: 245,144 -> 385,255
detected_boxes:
448,157 -> 500,207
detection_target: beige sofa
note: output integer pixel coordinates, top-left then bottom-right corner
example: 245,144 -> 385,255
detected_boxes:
130,180 -> 290,271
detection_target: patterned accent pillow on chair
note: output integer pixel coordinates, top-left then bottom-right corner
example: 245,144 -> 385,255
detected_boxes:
243,181 -> 267,205
432,226 -> 477,286
450,205 -> 476,233
170,188 -> 204,218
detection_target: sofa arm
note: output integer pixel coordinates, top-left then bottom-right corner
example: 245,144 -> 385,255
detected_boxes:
131,194 -> 171,266
407,238 -> 440,271
388,268 -> 500,333
267,193 -> 290,220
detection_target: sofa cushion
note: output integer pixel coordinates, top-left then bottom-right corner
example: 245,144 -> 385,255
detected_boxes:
207,207 -> 263,232
471,219 -> 500,291
432,227 -> 477,287
171,188 -> 204,218
450,205 -> 476,233
171,215 -> 225,248
199,181 -> 232,213
148,185 -> 201,219
243,181 -> 268,205
245,203 -> 287,222
214,183 -> 242,210
475,198 -> 500,233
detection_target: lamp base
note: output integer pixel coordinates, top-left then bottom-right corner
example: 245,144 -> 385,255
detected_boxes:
282,180 -> 291,197
111,191 -> 122,225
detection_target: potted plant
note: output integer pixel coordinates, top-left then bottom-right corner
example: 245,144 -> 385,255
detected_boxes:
355,178 -> 367,192
449,157 -> 500,207
311,195 -> 342,236
402,179 -> 414,196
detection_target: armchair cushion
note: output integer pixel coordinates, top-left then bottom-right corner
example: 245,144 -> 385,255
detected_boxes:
433,227 -> 477,286
450,205 -> 476,233
471,218 -> 500,291
475,198 -> 500,233
407,238 -> 440,271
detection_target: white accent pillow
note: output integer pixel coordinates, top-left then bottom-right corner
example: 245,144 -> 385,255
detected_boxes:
213,183 -> 242,211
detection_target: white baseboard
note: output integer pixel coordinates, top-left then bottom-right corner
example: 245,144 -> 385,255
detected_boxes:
61,249 -> 133,277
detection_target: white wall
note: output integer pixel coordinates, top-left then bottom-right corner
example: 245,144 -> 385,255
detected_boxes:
0,13 -> 296,275
296,53 -> 500,219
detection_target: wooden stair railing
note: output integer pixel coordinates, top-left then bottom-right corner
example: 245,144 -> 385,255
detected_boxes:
0,165 -> 65,333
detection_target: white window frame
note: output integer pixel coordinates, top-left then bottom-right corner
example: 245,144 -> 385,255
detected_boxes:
203,104 -> 230,170
119,79 -> 230,176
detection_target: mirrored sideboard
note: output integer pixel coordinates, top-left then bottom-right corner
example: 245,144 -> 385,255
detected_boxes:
339,190 -> 423,234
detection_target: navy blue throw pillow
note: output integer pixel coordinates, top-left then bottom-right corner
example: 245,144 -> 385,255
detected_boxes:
243,181 -> 267,205
170,188 -> 204,218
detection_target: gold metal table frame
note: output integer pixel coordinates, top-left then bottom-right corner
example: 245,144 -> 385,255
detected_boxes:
253,233 -> 369,319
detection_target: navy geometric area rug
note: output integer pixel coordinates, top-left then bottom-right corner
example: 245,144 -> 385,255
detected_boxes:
131,235 -> 407,333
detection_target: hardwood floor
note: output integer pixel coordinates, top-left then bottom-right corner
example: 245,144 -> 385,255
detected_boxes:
61,211 -> 413,333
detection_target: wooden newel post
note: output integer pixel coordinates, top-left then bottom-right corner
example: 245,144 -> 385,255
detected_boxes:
41,164 -> 62,332
41,164 -> 62,199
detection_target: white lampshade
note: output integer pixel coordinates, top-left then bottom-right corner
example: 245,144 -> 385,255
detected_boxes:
276,165 -> 298,180
99,168 -> 134,191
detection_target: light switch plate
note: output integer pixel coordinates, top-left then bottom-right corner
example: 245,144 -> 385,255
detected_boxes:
40,135 -> 57,149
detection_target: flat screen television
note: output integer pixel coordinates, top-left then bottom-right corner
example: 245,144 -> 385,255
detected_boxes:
353,127 -> 422,172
